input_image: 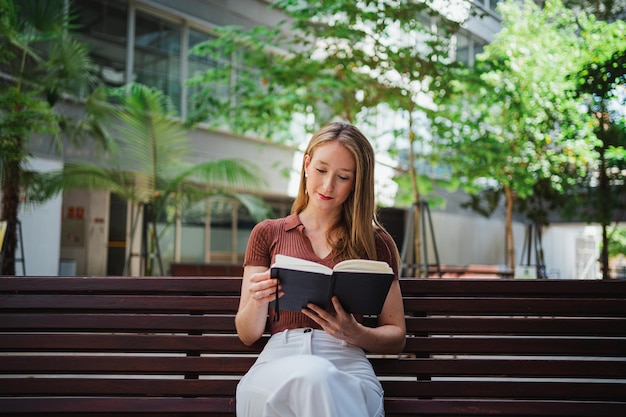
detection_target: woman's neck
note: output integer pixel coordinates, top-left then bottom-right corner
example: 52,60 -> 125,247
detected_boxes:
298,207 -> 341,234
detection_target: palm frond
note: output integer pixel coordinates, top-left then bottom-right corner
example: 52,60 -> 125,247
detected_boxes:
230,192 -> 273,221
0,1 -> 43,76
57,87 -> 117,152
113,85 -> 190,176
18,0 -> 74,35
43,34 -> 97,102
173,158 -> 267,194
36,163 -> 140,203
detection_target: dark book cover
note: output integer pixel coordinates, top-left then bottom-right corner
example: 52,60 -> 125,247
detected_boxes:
269,255 -> 394,315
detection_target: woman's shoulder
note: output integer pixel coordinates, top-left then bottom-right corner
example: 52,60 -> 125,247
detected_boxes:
253,213 -> 294,229
373,226 -> 400,275
374,226 -> 396,245
251,213 -> 300,236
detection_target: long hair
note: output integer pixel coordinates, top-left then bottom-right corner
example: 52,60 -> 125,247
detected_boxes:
291,122 -> 384,261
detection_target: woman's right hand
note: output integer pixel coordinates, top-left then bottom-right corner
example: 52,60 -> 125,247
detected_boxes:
235,266 -> 282,345
247,269 -> 281,304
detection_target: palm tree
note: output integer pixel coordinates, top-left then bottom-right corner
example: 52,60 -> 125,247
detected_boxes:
0,0 -> 109,275
41,83 -> 269,276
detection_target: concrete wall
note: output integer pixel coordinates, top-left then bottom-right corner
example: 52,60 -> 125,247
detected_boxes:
542,224 -> 602,279
10,157 -> 63,276
147,0 -> 287,29
59,189 -> 110,276
428,211 -> 525,267
188,127 -> 295,195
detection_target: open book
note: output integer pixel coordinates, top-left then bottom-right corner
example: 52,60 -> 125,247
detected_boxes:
269,254 -> 394,315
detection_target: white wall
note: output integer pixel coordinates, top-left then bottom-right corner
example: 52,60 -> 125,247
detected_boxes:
542,224 -> 602,279
427,211 -> 525,267
426,211 -> 603,279
12,157 -> 64,276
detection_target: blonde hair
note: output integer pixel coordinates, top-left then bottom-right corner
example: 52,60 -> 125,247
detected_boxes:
291,122 -> 384,261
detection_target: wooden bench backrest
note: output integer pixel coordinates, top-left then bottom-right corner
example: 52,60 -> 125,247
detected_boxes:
1,277 -> 625,416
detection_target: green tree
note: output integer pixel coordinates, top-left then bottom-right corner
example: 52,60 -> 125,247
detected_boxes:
570,49 -> 626,279
40,84 -> 269,276
607,226 -> 626,259
0,0 -> 109,275
436,0 -> 625,273
562,0 -> 626,22
188,0 -> 462,276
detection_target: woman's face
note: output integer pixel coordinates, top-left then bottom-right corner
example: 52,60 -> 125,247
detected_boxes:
304,141 -> 356,214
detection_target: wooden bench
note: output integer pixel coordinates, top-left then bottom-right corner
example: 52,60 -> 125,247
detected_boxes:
1,276 -> 625,416
427,264 -> 514,278
170,263 -> 244,277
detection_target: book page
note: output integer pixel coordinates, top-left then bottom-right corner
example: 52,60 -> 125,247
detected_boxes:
272,254 -> 333,275
333,259 -> 393,274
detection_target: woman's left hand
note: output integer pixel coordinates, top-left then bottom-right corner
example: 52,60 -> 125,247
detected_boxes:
301,296 -> 365,344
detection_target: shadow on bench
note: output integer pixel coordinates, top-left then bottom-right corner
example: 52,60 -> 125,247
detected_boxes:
1,276 -> 625,416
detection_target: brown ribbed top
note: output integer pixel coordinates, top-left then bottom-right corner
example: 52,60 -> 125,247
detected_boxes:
244,213 -> 400,334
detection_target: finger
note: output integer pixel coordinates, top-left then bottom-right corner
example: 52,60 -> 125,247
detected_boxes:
330,296 -> 347,316
249,270 -> 271,284
252,288 -> 268,300
304,303 -> 326,317
251,282 -> 281,300
301,307 -> 325,326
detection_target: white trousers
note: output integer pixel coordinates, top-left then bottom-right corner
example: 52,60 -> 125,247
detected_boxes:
236,328 -> 384,417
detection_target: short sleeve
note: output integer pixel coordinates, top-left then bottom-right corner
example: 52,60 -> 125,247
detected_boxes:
375,229 -> 401,279
244,219 -> 273,268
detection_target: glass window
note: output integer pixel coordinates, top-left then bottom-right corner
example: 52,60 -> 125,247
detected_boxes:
187,28 -> 229,122
455,32 -> 470,65
489,0 -> 502,13
134,11 -> 182,113
454,31 -> 487,67
72,0 -> 128,87
209,198 -> 235,256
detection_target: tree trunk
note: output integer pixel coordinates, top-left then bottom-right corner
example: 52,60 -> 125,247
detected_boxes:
1,158 -> 21,276
504,185 -> 516,273
598,147 -> 611,280
407,115 -> 423,277
601,224 -> 610,280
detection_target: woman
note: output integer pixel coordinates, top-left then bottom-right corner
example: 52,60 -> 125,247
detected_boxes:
235,122 -> 406,417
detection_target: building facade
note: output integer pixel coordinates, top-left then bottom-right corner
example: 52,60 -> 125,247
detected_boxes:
9,0 -> 603,278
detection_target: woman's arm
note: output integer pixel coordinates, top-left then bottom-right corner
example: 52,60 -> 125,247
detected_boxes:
359,279 -> 406,353
235,265 -> 281,346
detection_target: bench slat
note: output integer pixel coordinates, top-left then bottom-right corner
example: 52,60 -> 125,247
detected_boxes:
2,333 -> 622,356
2,355 -> 622,379
0,277 -> 242,294
4,276 -> 625,297
406,316 -> 626,336
380,380 -> 626,401
1,397 -> 624,416
403,297 -> 626,316
0,294 -> 240,313
5,294 -> 624,316
0,397 -> 237,414
371,357 -> 626,378
404,336 -> 626,355
0,355 -> 255,375
3,313 -> 624,336
399,278 -> 626,297
0,379 -> 239,396
0,379 -> 623,402
383,398 -> 626,416
0,313 -> 237,332
0,334 -> 266,353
